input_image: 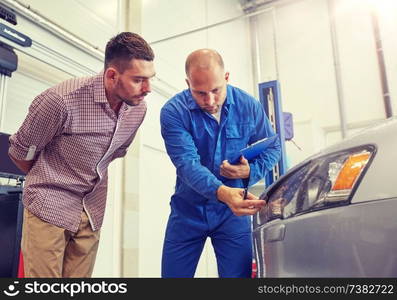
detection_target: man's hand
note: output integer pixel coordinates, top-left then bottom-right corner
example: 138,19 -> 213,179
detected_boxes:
8,153 -> 34,174
220,156 -> 250,179
217,185 -> 266,216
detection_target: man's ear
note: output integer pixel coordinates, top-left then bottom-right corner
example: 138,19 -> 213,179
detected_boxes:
185,78 -> 191,88
225,72 -> 230,82
104,67 -> 118,86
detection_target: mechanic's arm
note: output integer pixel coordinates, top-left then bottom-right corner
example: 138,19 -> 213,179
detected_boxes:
216,185 -> 265,216
8,90 -> 67,174
220,156 -> 250,179
160,106 -> 264,216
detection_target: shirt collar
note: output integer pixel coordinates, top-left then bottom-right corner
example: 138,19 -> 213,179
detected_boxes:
93,70 -> 108,104
186,89 -> 200,110
186,84 -> 234,110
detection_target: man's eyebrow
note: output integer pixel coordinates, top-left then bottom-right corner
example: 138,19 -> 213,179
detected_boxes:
131,74 -> 156,79
192,86 -> 222,93
192,89 -> 207,93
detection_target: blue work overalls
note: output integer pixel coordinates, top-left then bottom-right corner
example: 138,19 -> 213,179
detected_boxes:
160,85 -> 281,277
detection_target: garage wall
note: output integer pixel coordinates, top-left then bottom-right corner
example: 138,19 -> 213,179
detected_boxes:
2,0 -> 256,278
143,0 -> 254,94
250,0 -> 397,167
4,0 -> 395,279
2,53 -> 72,134
378,0 -> 397,115
0,0 -> 122,277
138,92 -> 176,276
137,0 -> 254,277
15,0 -> 121,51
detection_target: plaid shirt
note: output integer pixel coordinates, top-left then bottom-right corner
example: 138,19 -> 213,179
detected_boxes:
9,73 -> 146,232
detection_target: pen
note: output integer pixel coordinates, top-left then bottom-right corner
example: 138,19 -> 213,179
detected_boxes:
243,187 -> 248,199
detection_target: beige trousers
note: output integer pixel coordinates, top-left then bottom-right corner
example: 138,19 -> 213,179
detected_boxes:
21,208 -> 100,278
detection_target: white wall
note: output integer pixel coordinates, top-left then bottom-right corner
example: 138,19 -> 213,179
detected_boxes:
252,0 -> 397,167
334,0 -> 384,123
5,0 -> 258,277
376,0 -> 397,114
134,91 -> 175,277
144,0 -> 254,94
0,0 -> 122,277
137,89 -> 221,277
137,0 -> 254,277
2,52 -> 72,134
16,0 -> 120,51
3,0 -> 397,279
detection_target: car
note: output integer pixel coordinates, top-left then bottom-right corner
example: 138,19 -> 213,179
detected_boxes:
252,117 -> 397,277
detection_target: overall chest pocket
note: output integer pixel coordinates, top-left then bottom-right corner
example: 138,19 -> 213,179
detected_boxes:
225,124 -> 253,154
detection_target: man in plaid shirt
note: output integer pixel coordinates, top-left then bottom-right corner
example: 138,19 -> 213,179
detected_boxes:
9,32 -> 155,277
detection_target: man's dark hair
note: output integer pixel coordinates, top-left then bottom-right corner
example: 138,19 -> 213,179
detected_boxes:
105,32 -> 154,72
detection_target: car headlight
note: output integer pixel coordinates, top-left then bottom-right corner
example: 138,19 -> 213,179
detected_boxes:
255,145 -> 375,226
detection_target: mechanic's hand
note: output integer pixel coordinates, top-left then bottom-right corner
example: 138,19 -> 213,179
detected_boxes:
216,185 -> 266,216
220,156 -> 250,179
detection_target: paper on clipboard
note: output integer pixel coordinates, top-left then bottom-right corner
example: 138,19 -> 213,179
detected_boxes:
229,135 -> 278,165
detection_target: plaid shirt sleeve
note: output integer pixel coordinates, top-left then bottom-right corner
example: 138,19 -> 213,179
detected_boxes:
9,89 -> 68,161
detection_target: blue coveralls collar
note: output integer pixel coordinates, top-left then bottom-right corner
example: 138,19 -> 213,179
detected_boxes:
185,84 -> 235,111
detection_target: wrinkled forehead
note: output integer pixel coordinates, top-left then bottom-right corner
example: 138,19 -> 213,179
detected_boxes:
188,66 -> 225,86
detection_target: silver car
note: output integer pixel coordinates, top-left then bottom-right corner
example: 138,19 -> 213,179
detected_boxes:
253,117 -> 397,277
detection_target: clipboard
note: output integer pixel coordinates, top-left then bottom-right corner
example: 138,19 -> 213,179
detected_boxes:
229,135 -> 278,165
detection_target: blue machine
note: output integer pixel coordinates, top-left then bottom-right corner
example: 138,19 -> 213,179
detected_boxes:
258,80 -> 288,187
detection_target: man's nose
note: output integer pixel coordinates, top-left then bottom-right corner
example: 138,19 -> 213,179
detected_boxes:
204,93 -> 215,105
142,80 -> 151,93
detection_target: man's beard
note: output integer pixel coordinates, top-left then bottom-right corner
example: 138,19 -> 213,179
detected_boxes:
121,93 -> 147,106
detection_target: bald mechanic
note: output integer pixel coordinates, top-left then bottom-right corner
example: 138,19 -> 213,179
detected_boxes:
160,49 -> 281,278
